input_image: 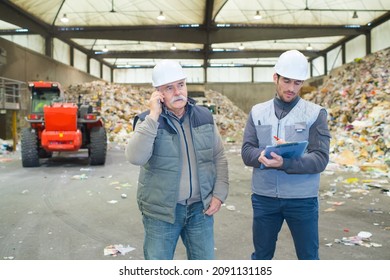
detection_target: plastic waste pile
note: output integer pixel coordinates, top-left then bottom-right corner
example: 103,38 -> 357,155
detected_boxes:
304,47 -> 390,172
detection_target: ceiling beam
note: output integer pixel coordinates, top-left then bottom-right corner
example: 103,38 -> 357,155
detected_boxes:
209,49 -> 319,59
98,50 -> 204,60
0,0 -> 52,36
53,24 -> 367,44
209,25 -> 367,43
96,49 -> 319,61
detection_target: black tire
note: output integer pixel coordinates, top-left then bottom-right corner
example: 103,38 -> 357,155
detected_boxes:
21,128 -> 40,167
89,126 -> 107,165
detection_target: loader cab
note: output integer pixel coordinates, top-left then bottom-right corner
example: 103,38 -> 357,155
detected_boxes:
28,81 -> 62,113
187,84 -> 218,115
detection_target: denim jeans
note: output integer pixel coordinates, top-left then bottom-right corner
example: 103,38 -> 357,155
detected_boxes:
251,194 -> 319,260
142,201 -> 214,260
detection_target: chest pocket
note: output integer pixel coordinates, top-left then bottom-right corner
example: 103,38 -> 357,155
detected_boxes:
285,122 -> 308,142
255,125 -> 272,148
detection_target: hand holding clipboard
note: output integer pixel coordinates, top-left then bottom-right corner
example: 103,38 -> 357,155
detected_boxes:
260,140 -> 308,169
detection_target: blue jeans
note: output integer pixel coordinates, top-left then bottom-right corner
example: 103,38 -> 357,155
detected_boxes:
142,201 -> 214,260
251,194 -> 319,260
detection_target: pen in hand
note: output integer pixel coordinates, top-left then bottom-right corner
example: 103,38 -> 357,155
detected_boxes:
273,136 -> 286,145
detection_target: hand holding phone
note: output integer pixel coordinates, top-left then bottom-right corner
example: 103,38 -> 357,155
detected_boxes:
149,90 -> 163,120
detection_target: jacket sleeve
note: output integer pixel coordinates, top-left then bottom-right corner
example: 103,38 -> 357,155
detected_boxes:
281,108 -> 331,174
212,123 -> 229,203
125,115 -> 159,165
241,111 -> 262,168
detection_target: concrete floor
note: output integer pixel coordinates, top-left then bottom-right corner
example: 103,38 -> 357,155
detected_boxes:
0,143 -> 389,260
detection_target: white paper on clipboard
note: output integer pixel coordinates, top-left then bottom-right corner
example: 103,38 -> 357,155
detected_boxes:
260,141 -> 308,169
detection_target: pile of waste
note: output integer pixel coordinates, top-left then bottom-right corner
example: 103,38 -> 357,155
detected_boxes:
64,82 -> 247,145
304,47 -> 390,172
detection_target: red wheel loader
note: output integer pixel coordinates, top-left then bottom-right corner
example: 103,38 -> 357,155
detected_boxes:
21,81 -> 107,167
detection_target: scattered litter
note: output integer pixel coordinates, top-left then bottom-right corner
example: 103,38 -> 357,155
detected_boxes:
324,208 -> 336,212
109,181 -> 120,185
3,256 -> 14,260
104,244 -> 135,256
323,171 -> 335,176
72,174 -> 88,180
349,189 -> 369,194
362,179 -> 389,184
1,142 -> 13,152
358,231 -> 372,239
107,200 -> 118,204
343,177 -> 359,184
21,190 -> 29,194
326,201 -> 345,206
80,168 -> 94,172
368,208 -> 383,214
121,193 -> 127,199
225,205 -> 236,211
335,231 -> 382,247
320,188 -> 337,198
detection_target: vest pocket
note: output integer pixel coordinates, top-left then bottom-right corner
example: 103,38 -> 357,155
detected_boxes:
285,122 -> 308,141
255,125 -> 272,148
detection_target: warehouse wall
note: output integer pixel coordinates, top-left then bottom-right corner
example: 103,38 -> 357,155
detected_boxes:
206,82 -> 275,113
0,37 -> 101,86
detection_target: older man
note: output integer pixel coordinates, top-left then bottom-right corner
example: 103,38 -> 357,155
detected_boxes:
126,60 -> 229,260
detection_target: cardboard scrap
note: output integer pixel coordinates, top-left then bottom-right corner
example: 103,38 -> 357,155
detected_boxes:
104,244 -> 135,256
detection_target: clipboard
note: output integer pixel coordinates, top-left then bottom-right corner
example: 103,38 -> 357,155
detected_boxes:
260,141 -> 308,169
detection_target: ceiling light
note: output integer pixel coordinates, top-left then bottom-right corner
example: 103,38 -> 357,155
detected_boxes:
170,44 -> 176,51
15,28 -> 29,32
102,45 -> 108,52
306,44 -> 313,51
60,14 -> 69,23
157,11 -> 165,21
238,43 -> 245,50
254,11 -> 262,20
352,11 -> 358,19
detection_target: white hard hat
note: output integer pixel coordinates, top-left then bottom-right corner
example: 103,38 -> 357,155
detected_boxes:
152,60 -> 186,87
274,50 -> 308,80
